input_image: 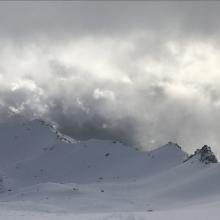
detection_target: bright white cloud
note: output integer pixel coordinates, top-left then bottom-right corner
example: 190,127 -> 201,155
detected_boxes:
0,35 -> 220,155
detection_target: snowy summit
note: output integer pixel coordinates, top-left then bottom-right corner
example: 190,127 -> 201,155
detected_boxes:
0,120 -> 219,219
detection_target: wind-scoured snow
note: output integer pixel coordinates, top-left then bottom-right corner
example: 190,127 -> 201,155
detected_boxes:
0,119 -> 220,219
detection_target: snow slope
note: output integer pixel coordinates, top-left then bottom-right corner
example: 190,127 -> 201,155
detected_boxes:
0,119 -> 220,219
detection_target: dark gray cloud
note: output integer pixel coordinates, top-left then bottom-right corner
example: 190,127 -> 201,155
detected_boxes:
1,2 -> 220,155
1,1 -> 220,40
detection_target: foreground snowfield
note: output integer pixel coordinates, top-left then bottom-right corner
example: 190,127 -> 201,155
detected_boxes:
0,120 -> 220,219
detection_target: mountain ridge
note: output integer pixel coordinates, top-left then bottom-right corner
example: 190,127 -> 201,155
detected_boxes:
0,119 -> 220,218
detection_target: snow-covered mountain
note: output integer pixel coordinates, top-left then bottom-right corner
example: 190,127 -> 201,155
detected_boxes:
0,119 -> 220,219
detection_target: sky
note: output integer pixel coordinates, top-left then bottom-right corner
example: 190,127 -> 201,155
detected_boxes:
1,1 -> 220,154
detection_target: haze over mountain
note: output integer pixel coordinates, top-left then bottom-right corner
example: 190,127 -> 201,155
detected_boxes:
1,2 -> 220,155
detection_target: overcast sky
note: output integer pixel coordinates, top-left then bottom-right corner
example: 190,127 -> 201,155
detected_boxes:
1,1 -> 220,155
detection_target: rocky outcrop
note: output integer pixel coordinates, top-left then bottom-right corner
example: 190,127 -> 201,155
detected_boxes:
38,119 -> 75,144
185,145 -> 218,164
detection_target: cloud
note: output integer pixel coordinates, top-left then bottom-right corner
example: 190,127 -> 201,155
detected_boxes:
93,89 -> 115,101
0,2 -> 220,155
1,1 -> 220,41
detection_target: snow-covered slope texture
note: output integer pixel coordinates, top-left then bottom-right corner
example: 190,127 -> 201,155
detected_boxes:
0,120 -> 187,185
0,119 -> 74,168
0,120 -> 220,219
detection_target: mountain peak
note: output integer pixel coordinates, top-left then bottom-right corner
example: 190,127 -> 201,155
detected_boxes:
185,145 -> 218,164
167,141 -> 182,149
149,142 -> 188,165
151,142 -> 182,152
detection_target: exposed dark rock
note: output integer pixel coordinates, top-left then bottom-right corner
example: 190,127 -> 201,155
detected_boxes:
185,145 -> 218,164
105,153 -> 110,157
